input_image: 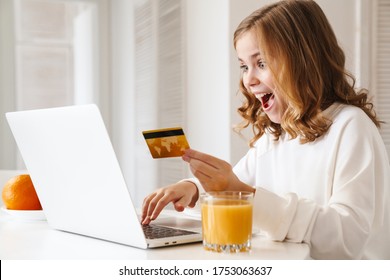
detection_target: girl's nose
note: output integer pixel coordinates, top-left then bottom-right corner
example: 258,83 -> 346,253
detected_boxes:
246,68 -> 260,87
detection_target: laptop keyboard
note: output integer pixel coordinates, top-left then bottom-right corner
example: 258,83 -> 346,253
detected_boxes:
142,224 -> 198,239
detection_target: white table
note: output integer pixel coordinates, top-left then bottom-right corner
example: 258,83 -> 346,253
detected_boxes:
0,209 -> 310,260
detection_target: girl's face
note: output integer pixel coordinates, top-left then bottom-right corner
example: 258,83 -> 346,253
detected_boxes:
235,31 -> 286,124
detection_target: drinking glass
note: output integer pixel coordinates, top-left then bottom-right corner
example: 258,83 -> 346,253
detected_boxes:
200,191 -> 254,253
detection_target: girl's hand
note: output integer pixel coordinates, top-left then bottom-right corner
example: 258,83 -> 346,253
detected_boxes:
182,149 -> 254,193
141,181 -> 199,225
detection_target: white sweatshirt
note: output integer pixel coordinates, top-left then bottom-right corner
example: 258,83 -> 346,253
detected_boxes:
188,103 -> 390,259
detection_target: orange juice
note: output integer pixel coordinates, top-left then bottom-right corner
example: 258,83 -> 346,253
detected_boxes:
200,192 -> 253,253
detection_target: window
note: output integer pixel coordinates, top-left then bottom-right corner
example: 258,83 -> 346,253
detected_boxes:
0,0 -> 106,169
14,0 -> 99,110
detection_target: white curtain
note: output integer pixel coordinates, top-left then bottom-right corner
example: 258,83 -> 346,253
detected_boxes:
374,0 -> 390,159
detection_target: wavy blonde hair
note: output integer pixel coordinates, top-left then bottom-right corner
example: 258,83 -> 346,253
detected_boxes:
234,0 -> 380,146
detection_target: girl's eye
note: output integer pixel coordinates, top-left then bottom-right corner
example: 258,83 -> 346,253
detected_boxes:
258,60 -> 266,69
240,65 -> 248,72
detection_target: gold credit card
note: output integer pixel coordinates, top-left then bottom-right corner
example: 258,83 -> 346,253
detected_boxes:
142,127 -> 190,158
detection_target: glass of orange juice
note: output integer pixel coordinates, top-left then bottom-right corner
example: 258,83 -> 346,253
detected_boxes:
200,191 -> 254,253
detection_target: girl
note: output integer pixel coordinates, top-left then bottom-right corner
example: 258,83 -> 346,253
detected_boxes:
141,0 -> 390,259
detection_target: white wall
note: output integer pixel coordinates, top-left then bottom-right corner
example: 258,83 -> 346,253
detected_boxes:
110,0 -> 137,201
316,0 -> 360,83
185,0 -> 231,161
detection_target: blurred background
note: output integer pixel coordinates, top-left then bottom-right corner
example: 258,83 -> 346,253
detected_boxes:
0,0 -> 389,207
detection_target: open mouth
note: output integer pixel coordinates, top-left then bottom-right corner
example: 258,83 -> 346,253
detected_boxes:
261,93 -> 274,109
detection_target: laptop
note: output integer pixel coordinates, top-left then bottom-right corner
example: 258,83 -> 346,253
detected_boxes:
6,104 -> 202,249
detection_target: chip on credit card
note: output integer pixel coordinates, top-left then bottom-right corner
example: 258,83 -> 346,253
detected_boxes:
142,127 -> 190,159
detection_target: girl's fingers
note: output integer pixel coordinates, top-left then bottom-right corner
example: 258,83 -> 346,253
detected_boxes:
183,149 -> 222,169
142,192 -> 165,224
141,192 -> 157,221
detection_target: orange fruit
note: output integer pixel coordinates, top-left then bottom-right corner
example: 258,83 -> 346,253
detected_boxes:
2,174 -> 42,210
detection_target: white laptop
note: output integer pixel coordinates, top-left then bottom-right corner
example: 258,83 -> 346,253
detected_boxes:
6,104 -> 202,249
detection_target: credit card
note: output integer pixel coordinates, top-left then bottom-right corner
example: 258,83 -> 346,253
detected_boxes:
142,127 -> 190,158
